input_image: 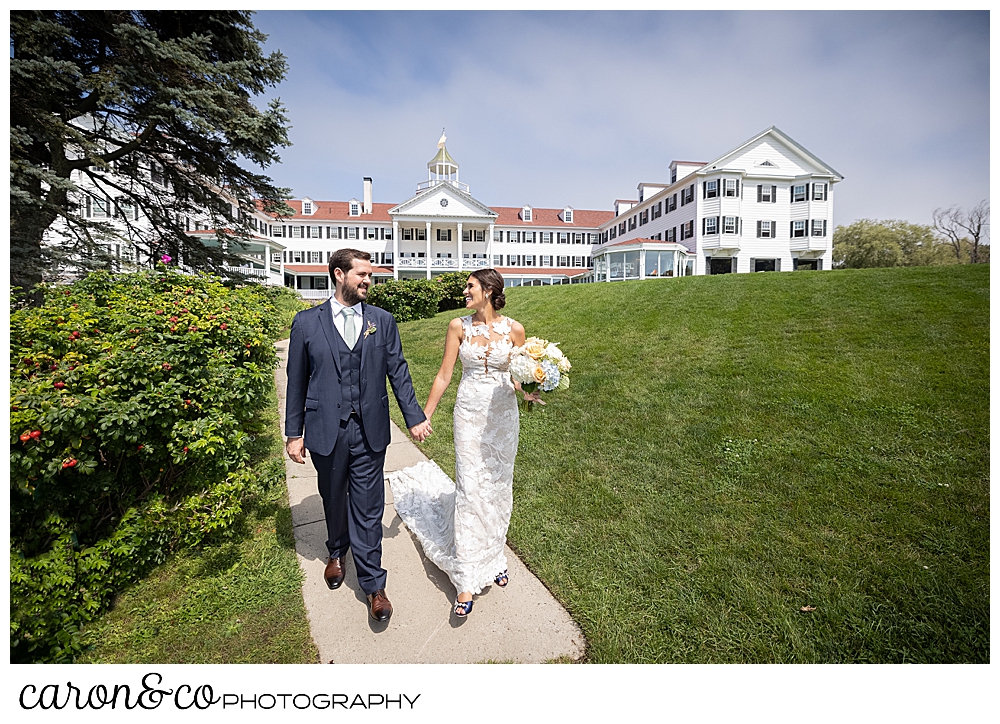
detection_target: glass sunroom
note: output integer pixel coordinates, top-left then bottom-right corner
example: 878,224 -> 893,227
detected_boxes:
592,239 -> 692,282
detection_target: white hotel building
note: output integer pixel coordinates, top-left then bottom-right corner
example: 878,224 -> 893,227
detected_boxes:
64,126 -> 840,297
590,126 -> 843,281
276,126 -> 841,297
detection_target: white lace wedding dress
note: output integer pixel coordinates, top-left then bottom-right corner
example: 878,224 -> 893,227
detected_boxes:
388,315 -> 519,595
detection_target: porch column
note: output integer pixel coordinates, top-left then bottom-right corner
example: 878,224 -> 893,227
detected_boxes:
639,249 -> 646,280
264,242 -> 272,285
488,223 -> 495,268
425,221 -> 432,279
392,220 -> 400,280
456,222 -> 463,272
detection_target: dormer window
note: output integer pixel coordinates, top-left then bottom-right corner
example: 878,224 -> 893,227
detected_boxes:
562,207 -> 574,223
349,201 -> 360,216
302,199 -> 314,215
522,206 -> 532,222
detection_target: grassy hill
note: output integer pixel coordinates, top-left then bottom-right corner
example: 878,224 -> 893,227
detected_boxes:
390,265 -> 989,663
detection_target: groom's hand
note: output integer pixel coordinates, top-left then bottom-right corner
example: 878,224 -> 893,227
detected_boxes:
408,420 -> 432,442
286,437 -> 306,464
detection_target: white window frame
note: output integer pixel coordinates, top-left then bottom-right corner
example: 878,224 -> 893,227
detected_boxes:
705,180 -> 719,199
723,216 -> 738,235
724,179 -> 738,198
302,200 -> 313,215
349,202 -> 360,216
791,220 -> 807,238
792,184 -> 807,203
812,183 -> 828,201
704,216 -> 718,235
522,207 -> 532,222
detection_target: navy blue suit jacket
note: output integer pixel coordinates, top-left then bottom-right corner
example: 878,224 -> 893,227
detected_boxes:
284,300 -> 426,456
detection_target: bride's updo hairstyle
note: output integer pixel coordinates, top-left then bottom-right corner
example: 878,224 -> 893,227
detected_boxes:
470,269 -> 506,311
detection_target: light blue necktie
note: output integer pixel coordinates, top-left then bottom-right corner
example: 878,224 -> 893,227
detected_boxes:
341,307 -> 357,348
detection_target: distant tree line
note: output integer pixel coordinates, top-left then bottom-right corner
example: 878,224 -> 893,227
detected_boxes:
833,201 -> 989,269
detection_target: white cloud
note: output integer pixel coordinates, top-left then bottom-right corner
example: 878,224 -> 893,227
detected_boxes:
253,10 -> 988,226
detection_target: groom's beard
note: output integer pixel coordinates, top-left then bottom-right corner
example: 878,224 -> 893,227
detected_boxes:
340,283 -> 367,306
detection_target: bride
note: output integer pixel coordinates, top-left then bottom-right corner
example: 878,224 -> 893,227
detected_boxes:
388,269 -> 541,617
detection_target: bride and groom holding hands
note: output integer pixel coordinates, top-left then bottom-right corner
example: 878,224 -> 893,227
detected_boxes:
285,249 -> 542,622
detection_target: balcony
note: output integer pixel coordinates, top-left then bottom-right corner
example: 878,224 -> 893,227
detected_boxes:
431,258 -> 457,268
701,235 -> 741,251
416,179 -> 470,195
790,237 -> 829,252
298,288 -> 333,300
222,264 -> 283,285
397,258 -> 427,268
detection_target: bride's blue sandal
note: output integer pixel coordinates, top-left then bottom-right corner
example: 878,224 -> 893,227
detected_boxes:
454,598 -> 474,617
494,570 -> 509,588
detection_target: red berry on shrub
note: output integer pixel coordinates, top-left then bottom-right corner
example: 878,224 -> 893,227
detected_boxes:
246,344 -> 252,349
181,308 -> 188,313
50,364 -> 58,370
72,304 -> 78,308
220,323 -> 228,330
64,291 -> 70,296
183,446 -> 189,453
62,459 -> 78,469
162,363 -> 172,370
170,326 -> 177,332
53,381 -> 65,389
19,433 -> 30,443
189,325 -> 197,331
30,430 -> 41,439
155,310 -> 164,315
169,316 -> 178,323
137,444 -> 144,450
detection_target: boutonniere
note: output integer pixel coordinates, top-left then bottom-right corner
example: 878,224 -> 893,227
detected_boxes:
363,320 -> 377,339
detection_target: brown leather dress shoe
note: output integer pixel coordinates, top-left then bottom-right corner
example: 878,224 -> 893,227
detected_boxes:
367,589 -> 392,622
324,556 -> 345,590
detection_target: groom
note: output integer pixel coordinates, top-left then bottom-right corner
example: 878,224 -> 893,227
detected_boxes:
285,248 -> 430,623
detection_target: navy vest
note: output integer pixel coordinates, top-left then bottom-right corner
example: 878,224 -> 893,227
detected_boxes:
333,325 -> 363,422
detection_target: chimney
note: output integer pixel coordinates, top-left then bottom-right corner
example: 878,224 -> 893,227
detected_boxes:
363,177 -> 373,214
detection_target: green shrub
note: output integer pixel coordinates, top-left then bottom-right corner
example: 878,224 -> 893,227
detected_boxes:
365,278 -> 442,322
434,271 -> 471,312
264,284 -> 310,334
10,265 -> 283,662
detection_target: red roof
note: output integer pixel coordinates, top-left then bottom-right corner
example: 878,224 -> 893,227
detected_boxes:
284,264 -> 393,275
494,267 -> 589,277
601,236 -> 690,249
275,199 -> 613,228
490,206 -> 613,228
279,200 -> 396,222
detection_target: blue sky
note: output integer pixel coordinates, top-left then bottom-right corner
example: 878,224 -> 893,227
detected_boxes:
251,10 -> 989,227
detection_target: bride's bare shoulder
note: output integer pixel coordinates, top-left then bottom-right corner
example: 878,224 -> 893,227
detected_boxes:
506,317 -> 525,336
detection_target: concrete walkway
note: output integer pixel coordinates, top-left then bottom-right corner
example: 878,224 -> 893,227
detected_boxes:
274,339 -> 586,664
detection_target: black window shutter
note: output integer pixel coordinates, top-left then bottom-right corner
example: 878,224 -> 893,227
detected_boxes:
757,185 -> 762,202
790,221 -> 794,237
772,185 -> 777,202
823,220 -> 827,237
757,220 -> 762,237
702,182 -> 706,198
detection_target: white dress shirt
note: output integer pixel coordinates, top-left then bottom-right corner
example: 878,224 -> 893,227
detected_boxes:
329,297 -> 363,348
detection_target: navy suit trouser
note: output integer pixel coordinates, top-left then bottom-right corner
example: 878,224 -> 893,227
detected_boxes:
311,414 -> 387,596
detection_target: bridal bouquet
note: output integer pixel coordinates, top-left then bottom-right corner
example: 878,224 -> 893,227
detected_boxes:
509,336 -> 571,411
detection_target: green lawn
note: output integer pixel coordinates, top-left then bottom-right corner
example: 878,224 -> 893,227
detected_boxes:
390,265 -> 990,663
78,384 -> 319,664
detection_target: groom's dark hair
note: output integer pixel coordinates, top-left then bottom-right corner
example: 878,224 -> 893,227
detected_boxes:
328,248 -> 371,281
